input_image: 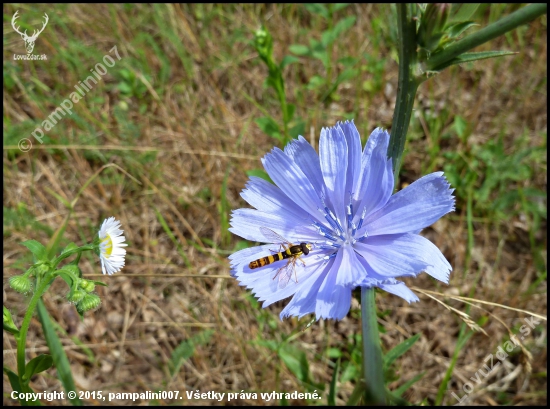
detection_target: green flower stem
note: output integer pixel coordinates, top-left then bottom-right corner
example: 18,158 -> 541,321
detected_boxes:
52,244 -> 95,269
361,287 -> 385,404
388,3 -> 421,183
325,4 -> 334,91
362,5 -> 420,403
276,75 -> 289,136
427,3 -> 547,71
16,275 -> 54,378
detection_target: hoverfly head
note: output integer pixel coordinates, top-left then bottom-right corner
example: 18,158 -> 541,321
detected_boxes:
302,243 -> 313,255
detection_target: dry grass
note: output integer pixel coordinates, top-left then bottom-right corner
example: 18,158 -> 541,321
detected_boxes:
3,4 -> 547,406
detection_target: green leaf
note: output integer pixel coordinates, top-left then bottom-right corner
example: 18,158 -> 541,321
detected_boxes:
322,15 -> 356,46
337,56 -> 357,67
56,271 -> 76,296
304,3 -> 329,19
448,4 -> 480,24
255,116 -> 282,141
307,75 -> 325,90
46,216 -> 71,259
435,327 -> 475,404
312,49 -> 329,67
340,361 -> 358,383
309,38 -> 325,53
328,358 -> 340,406
5,367 -> 41,404
44,187 -> 71,209
280,55 -> 299,69
58,264 -> 80,276
447,21 -> 478,38
334,15 -> 357,35
384,333 -> 421,369
60,242 -> 78,256
24,355 -> 53,381
393,371 -> 426,398
453,115 -> 468,139
333,3 -> 350,12
386,390 -> 411,406
286,103 -> 296,122
321,30 -> 334,48
3,306 -> 20,336
3,321 -> 20,336
346,381 -> 366,406
278,344 -> 310,384
170,330 -> 214,376
432,50 -> 517,71
246,169 -> 273,184
4,366 -> 23,400
335,68 -> 358,84
36,300 -> 82,405
253,338 -> 279,351
233,240 -> 250,252
288,120 -> 306,139
289,44 -> 310,56
89,280 -> 108,287
56,265 -> 81,298
118,82 -> 133,95
21,240 -> 48,262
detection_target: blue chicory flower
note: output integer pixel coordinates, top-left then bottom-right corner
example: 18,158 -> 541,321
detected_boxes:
229,121 -> 455,320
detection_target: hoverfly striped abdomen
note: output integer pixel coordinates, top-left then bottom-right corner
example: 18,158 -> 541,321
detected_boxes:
248,228 -> 313,289
248,244 -> 304,269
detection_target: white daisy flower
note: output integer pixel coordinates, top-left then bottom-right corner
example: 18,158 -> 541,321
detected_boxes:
98,217 -> 127,275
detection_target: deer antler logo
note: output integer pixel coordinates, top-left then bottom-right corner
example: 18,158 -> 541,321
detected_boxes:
11,10 -> 49,54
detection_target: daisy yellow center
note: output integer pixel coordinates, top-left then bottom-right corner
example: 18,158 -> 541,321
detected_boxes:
101,235 -> 113,258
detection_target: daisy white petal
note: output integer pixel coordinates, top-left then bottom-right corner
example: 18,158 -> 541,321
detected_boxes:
98,217 -> 127,275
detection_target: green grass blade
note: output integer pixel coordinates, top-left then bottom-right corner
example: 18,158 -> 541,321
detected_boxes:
170,329 -> 214,376
346,380 -> 366,405
36,300 -> 82,406
393,371 -> 426,398
435,323 -> 475,405
383,333 -> 421,369
328,357 -> 340,405
278,344 -> 310,385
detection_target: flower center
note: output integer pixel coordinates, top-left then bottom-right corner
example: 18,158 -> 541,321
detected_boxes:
101,235 -> 114,258
312,198 -> 369,260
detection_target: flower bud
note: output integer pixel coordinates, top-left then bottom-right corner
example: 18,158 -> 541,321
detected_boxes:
79,279 -> 96,293
418,3 -> 451,52
9,275 -> 33,294
3,306 -> 19,335
34,263 -> 51,276
254,26 -> 273,65
77,293 -> 101,313
425,3 -> 450,33
67,288 -> 86,303
255,27 -> 269,47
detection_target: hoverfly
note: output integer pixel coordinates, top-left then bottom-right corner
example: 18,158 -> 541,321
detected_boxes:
249,227 -> 313,289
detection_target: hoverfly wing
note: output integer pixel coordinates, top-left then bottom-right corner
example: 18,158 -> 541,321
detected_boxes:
275,261 -> 294,289
260,227 -> 292,246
